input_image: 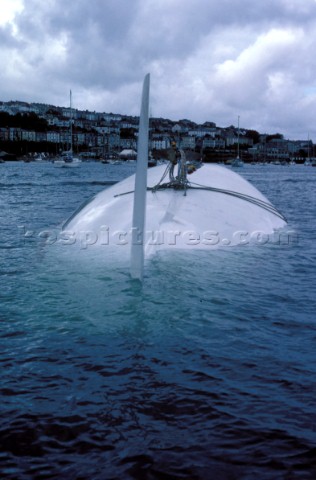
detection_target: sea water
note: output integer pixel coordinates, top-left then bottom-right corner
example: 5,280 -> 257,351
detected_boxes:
0,161 -> 315,479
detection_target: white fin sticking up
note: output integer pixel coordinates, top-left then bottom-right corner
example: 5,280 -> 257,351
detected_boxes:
130,73 -> 150,281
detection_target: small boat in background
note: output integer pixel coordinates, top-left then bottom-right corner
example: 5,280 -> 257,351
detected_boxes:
54,90 -> 81,168
54,150 -> 81,167
231,156 -> 244,167
231,116 -> 244,167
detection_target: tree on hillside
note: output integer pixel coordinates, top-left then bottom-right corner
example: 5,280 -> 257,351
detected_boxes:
0,112 -> 11,127
246,129 -> 260,144
266,133 -> 284,142
0,112 -> 48,131
120,128 -> 135,139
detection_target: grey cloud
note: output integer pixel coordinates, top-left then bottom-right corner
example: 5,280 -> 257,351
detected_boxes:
2,0 -> 316,139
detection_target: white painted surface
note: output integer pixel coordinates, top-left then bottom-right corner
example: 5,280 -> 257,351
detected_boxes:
63,163 -> 286,258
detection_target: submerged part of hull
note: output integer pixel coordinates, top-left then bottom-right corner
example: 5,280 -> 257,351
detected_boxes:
62,163 -> 286,257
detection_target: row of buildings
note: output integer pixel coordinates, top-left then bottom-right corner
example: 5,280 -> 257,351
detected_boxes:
0,100 -> 314,161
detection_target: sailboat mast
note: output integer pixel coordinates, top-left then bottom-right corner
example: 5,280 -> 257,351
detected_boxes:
130,74 -> 150,281
237,115 -> 240,159
70,90 -> 73,154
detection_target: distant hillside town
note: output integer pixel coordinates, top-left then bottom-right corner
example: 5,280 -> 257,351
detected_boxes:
0,99 -> 314,163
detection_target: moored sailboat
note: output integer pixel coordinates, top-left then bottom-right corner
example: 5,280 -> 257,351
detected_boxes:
54,90 -> 81,167
231,115 -> 244,167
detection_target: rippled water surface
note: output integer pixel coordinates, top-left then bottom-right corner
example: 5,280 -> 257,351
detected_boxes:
1,161 -> 315,479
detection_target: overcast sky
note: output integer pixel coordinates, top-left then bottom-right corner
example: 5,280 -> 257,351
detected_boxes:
1,0 -> 316,140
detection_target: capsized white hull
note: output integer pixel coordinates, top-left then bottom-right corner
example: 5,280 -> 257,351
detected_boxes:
62,163 -> 286,256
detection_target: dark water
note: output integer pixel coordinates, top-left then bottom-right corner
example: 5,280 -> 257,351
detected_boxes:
0,161 -> 315,479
